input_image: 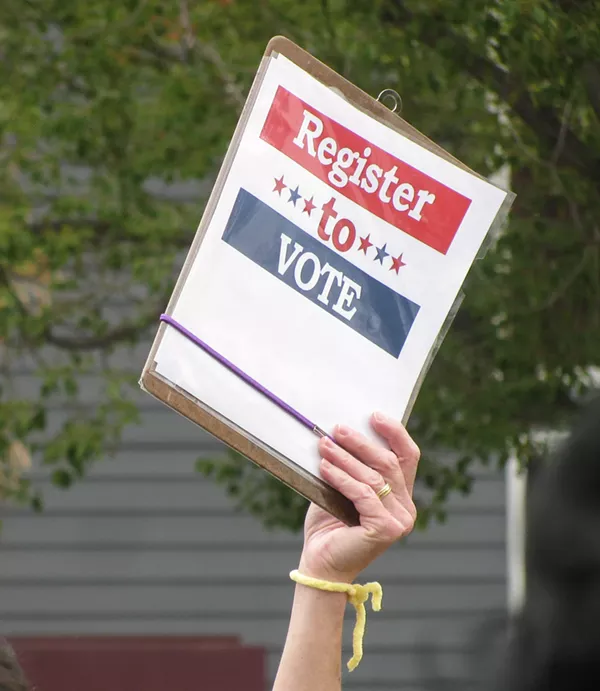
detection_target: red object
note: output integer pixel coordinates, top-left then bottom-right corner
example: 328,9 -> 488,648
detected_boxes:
261,86 -> 472,255
10,637 -> 266,691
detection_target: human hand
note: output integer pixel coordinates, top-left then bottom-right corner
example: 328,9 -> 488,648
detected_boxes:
298,412 -> 420,583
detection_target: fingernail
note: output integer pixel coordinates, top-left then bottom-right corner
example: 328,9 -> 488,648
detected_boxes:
321,436 -> 334,448
321,458 -> 332,470
373,411 -> 387,423
336,424 -> 350,437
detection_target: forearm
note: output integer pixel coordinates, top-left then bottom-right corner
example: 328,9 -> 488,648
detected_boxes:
272,582 -> 347,691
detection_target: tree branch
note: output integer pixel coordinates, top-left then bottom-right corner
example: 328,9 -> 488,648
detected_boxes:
26,218 -> 192,247
193,40 -> 246,112
43,307 -> 164,351
383,1 -> 600,181
179,0 -> 246,113
27,218 -> 111,234
0,264 -> 31,322
583,62 -> 600,121
1,261 -> 169,352
512,249 -> 590,316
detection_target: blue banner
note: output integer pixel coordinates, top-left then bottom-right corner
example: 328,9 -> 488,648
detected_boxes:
222,189 -> 420,358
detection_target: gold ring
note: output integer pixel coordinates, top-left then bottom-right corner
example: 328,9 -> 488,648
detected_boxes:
376,483 -> 392,500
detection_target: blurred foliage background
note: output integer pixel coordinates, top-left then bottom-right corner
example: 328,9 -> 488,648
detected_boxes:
0,0 -> 599,529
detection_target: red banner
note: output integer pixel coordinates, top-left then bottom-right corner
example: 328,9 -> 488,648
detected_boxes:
260,86 -> 471,254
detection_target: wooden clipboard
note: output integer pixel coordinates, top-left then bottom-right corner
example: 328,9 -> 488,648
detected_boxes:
140,36 -> 503,526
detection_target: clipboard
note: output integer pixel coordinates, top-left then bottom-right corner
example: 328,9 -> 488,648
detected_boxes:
140,36 -> 514,527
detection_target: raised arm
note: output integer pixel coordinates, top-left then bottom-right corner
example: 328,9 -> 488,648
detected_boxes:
273,412 -> 420,691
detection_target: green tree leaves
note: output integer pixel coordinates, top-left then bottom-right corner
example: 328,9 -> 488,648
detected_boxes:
1,0 -> 598,529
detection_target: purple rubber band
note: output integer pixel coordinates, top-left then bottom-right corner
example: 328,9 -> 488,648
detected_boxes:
159,314 -> 328,438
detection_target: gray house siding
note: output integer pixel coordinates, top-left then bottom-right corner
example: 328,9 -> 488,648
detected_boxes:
0,366 -> 507,691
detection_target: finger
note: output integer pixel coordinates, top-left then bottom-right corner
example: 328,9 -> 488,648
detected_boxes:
319,436 -> 396,511
329,424 -> 411,507
320,459 -> 410,542
371,413 -> 420,495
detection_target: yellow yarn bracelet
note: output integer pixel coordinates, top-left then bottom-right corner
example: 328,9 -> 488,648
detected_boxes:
289,569 -> 383,672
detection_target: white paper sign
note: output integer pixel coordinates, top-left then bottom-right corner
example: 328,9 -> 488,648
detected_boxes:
154,53 -> 510,478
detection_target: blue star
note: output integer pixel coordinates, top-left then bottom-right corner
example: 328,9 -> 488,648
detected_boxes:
288,185 -> 302,206
374,243 -> 389,264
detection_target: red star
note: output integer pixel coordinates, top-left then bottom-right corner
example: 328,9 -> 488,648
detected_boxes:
303,196 -> 316,216
390,253 -> 407,274
273,176 -> 286,195
358,234 -> 373,254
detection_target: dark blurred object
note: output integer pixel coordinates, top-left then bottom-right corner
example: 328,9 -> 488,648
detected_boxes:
496,396 -> 600,691
9,636 -> 265,691
416,397 -> 600,691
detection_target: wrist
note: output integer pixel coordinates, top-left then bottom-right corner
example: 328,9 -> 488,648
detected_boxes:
291,567 -> 349,608
297,556 -> 357,584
